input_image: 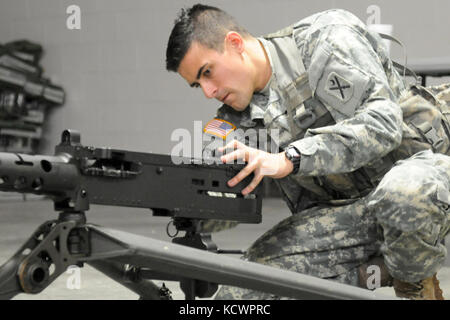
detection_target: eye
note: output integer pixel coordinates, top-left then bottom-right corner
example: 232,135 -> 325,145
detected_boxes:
203,69 -> 211,77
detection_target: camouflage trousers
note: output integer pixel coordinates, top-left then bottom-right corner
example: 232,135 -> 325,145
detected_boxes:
215,149 -> 450,299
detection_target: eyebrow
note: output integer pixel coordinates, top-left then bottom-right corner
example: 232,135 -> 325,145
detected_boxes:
190,63 -> 207,88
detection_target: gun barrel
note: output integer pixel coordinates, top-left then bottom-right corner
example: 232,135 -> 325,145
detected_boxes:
0,152 -> 78,196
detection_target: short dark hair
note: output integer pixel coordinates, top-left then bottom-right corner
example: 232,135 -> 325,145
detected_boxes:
165,4 -> 251,72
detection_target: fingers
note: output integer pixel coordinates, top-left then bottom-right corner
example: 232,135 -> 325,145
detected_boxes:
227,160 -> 259,187
218,140 -> 246,161
217,140 -> 264,194
218,139 -> 245,153
241,174 -> 264,195
220,148 -> 248,164
227,157 -> 265,195
219,140 -> 250,164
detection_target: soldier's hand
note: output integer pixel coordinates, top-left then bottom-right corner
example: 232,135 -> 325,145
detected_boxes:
219,140 -> 294,195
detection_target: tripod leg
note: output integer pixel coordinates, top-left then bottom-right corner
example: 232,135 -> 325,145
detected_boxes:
0,253 -> 25,299
0,219 -> 80,299
87,260 -> 171,300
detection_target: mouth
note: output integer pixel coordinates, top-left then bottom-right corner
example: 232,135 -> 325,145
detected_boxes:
221,93 -> 230,104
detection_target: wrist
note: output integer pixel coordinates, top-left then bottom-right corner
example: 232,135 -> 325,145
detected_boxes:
283,153 -> 294,174
272,152 -> 293,179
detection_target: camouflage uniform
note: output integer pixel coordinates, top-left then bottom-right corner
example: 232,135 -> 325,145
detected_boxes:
211,9 -> 450,299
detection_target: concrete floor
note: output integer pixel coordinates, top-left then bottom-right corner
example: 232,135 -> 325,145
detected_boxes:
0,195 -> 449,300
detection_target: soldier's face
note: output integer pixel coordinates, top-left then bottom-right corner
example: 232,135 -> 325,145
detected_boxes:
178,40 -> 255,111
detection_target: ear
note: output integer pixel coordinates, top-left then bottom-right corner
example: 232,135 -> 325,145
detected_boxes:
224,31 -> 245,54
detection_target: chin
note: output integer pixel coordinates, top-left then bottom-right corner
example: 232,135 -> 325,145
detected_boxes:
230,99 -> 250,112
230,104 -> 248,112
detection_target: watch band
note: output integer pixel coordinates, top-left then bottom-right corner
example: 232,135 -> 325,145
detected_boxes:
285,146 -> 301,174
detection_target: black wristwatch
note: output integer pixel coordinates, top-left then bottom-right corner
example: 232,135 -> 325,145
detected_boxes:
285,146 -> 301,174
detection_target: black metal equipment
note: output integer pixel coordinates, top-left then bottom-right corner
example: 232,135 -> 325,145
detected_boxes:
0,130 -> 393,300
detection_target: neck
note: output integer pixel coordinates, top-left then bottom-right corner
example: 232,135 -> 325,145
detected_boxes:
245,37 -> 272,92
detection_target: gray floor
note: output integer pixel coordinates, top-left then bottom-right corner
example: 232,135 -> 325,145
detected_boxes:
0,195 -> 449,300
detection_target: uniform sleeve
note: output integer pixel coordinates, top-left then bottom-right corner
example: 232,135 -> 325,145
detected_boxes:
290,23 -> 404,176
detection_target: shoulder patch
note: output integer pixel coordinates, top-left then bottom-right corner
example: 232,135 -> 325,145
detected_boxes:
313,53 -> 372,120
325,72 -> 353,103
203,119 -> 236,140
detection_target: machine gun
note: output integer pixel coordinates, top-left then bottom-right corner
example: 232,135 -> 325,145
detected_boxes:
0,130 -> 391,300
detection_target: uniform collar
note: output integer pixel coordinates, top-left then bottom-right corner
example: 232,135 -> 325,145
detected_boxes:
249,37 -> 276,121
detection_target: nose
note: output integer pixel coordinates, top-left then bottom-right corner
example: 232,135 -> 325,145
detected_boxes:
201,81 -> 218,99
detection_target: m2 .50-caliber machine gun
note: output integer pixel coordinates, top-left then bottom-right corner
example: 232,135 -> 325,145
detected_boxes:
0,130 -> 391,300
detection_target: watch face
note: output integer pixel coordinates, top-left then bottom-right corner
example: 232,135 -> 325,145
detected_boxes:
287,147 -> 300,159
286,147 -> 300,174
286,149 -> 295,159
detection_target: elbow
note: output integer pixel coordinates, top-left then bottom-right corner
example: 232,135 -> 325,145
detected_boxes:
377,124 -> 403,157
366,101 -> 404,153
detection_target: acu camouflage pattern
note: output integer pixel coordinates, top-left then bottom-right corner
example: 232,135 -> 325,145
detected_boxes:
391,83 -> 450,161
368,150 -> 450,283
211,10 -> 450,299
263,9 -> 407,207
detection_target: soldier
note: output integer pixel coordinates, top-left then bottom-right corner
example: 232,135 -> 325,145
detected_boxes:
165,4 -> 450,299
